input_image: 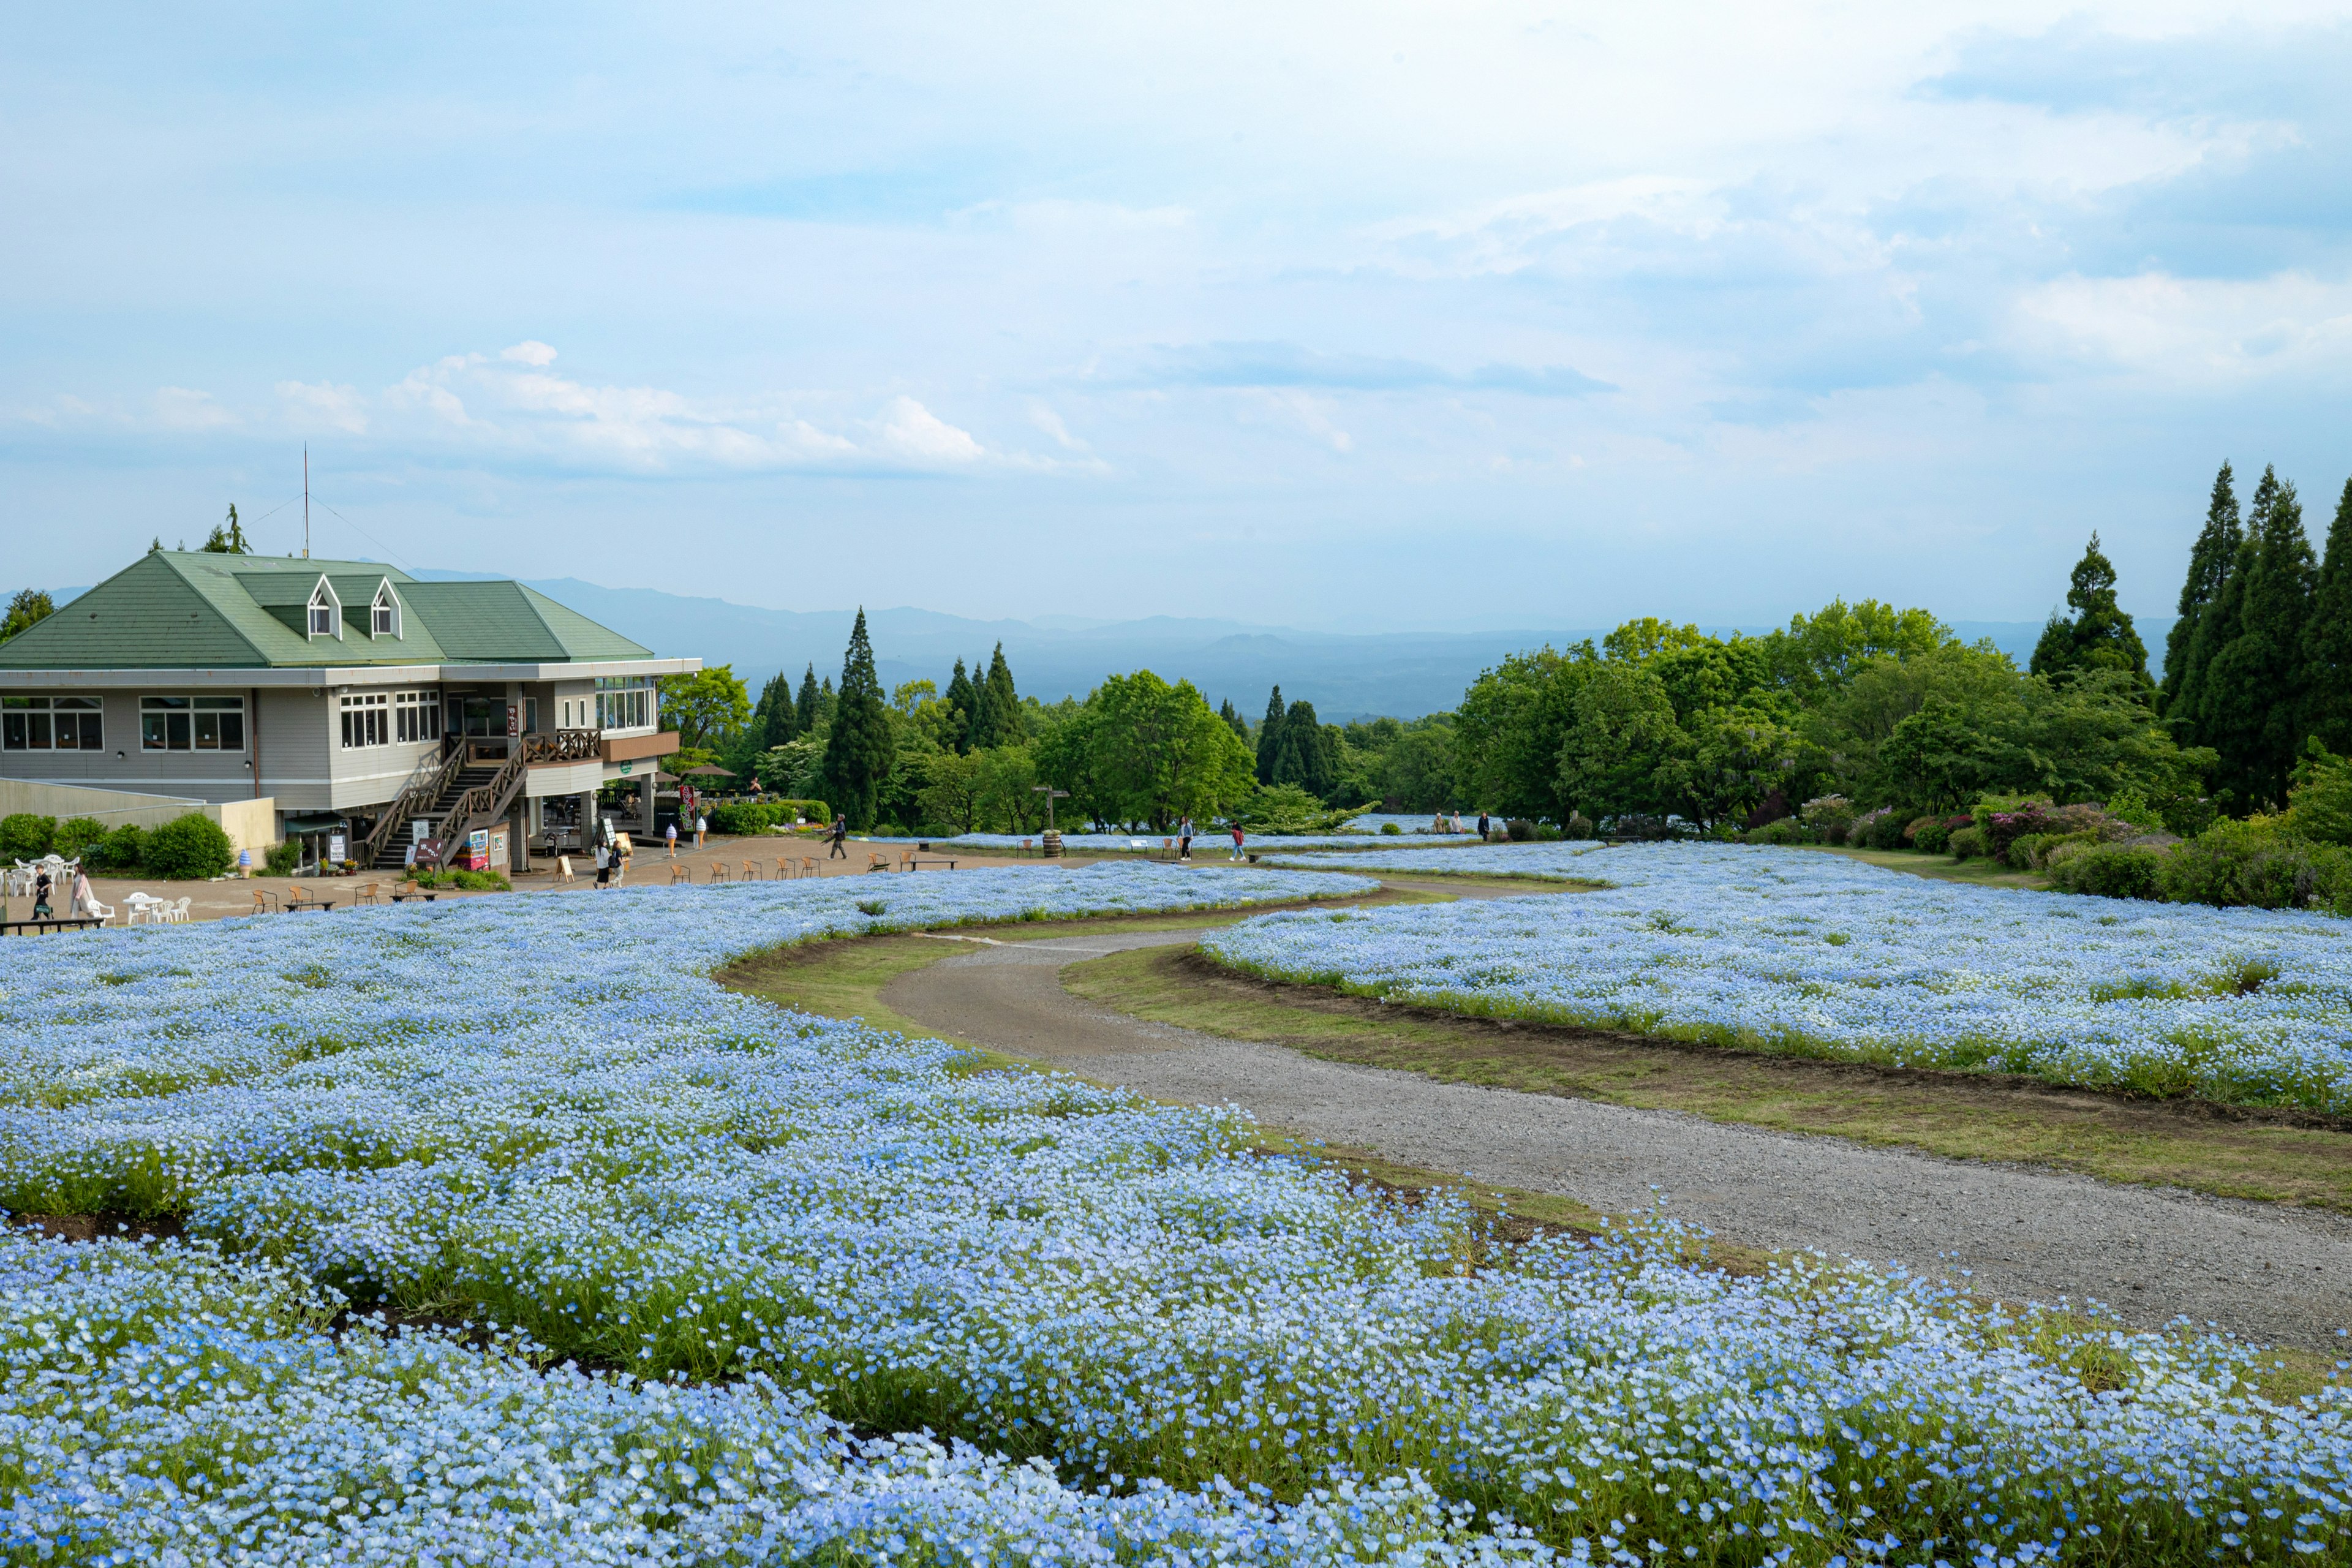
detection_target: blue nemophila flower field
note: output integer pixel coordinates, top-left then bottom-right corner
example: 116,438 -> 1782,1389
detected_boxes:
1,863 -> 2348,1563
932,831 -> 1471,850
1222,842 -> 2352,1112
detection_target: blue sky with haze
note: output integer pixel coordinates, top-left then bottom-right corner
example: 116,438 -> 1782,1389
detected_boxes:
7,4 -> 2352,633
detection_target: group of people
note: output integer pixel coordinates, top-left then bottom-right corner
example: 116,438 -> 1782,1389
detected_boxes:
21,862 -> 103,922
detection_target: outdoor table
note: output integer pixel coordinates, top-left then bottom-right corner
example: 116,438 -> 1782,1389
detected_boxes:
1,916 -> 107,935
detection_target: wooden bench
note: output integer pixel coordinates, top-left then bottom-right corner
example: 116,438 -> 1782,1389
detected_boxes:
1,916 -> 105,935
904,856 -> 957,872
283,884 -> 335,913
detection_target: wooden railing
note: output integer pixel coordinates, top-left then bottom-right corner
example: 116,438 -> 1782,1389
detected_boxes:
432,744 -> 537,868
360,744 -> 469,867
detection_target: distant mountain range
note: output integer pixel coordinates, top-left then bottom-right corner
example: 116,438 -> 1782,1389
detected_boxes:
51,571 -> 2169,720
431,576 -> 2170,722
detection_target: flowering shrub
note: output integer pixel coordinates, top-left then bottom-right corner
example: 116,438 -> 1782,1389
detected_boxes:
1218,841 -> 2352,1112
1,862 -> 2348,1561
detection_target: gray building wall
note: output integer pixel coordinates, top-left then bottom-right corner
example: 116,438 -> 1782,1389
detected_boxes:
1,687 -> 258,805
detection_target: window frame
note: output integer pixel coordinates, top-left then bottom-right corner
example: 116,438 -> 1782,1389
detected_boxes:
369,584 -> 401,639
140,694 -> 244,753
0,695 -> 102,752
306,580 -> 342,640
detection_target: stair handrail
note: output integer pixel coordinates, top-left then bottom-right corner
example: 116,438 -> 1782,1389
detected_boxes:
430,734 -> 551,867
361,741 -> 472,867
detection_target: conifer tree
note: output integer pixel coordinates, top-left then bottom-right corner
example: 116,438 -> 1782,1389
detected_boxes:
1218,698 -> 1248,739
791,664 -> 821,737
2029,533 -> 2152,692
943,659 -> 977,753
2196,467 -> 2315,805
821,609 -> 895,829
749,671 -> 793,750
2305,478 -> 2352,757
971,643 -> 1020,748
1272,698 -> 1338,799
1256,687 -> 1284,784
2163,462 -> 2239,715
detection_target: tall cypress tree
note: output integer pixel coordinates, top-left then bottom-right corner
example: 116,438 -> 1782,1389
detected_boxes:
2198,467 -> 2315,806
1273,698 -> 1337,799
2162,462 -> 2241,715
1218,698 -> 1247,739
943,659 -> 977,753
976,643 -> 1020,748
752,671 -> 796,749
2303,477 -> 2352,756
2029,532 -> 2152,692
821,609 -> 894,828
792,664 -> 821,737
1256,687 -> 1284,784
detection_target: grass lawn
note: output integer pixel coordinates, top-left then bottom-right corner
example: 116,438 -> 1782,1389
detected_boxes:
1806,842 -> 2051,890
1062,941 -> 2352,1212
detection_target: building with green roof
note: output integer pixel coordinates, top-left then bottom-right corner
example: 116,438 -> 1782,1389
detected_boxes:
0,550 -> 695,870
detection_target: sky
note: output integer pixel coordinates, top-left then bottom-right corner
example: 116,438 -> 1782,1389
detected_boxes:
7,3 -> 2352,633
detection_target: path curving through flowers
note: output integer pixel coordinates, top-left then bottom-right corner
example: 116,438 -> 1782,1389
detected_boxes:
882,876 -> 2352,1350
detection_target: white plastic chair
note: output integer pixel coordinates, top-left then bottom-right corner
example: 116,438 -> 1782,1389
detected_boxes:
123,892 -> 160,926
79,897 -> 115,924
164,896 -> 192,924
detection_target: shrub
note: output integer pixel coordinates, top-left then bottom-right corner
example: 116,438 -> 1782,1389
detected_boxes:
142,813 -> 234,880
1798,794 -> 1854,844
1505,818 -> 1535,842
1561,812 -> 1597,840
1749,818 -> 1807,846
1534,821 -> 1563,840
1948,825 -> 1985,859
53,816 -> 110,859
86,823 -> 146,873
2288,753 -> 2352,846
2003,831 -> 2054,870
1379,821 -> 1402,835
0,813 -> 56,860
412,867 -> 510,892
263,839 -> 300,876
1977,801 -> 2054,862
2156,816 -> 2352,912
1851,808 -> 1905,851
707,801 -> 775,836
1910,818 -> 1951,854
2047,843 -> 2166,900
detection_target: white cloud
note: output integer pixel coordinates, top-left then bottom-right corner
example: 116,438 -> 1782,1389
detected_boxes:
869,395 -> 986,465
500,341 -> 559,366
276,380 -> 371,434
151,386 -> 237,431
2011,270 -> 2352,383
1026,401 -> 1087,450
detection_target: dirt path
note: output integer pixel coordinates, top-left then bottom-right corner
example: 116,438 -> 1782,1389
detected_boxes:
882,884 -> 2352,1351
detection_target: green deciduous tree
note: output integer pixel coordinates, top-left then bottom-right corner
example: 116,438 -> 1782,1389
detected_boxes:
2029,532 -> 2152,690
1090,671 -> 1256,828
2162,462 -> 2241,716
1760,598 -> 1951,701
658,665 -> 751,755
1,589 -> 56,643
1555,660 -> 1685,823
821,609 -> 895,829
1454,646 -> 1593,824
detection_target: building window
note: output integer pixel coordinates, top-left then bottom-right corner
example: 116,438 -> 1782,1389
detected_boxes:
307,585 -> 339,638
393,689 -> 441,744
459,696 -> 504,737
371,587 -> 399,638
593,676 -> 655,731
340,693 -> 389,748
524,697 -> 538,734
1,696 -> 102,751
141,695 -> 244,752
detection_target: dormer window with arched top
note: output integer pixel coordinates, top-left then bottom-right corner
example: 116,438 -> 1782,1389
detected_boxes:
307,580 -> 342,639
371,583 -> 401,638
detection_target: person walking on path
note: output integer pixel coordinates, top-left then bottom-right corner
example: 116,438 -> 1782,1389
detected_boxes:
70,867 -> 100,919
1229,821 -> 1245,861
30,869 -> 53,921
1177,815 -> 1194,862
665,820 -> 678,858
694,813 -> 708,851
592,843 -> 611,889
829,816 -> 849,859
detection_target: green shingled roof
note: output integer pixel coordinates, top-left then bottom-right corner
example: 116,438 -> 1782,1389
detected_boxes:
0,552 -> 654,669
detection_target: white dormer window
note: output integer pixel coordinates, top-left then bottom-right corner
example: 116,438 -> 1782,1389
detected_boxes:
306,579 -> 342,639
371,584 -> 400,638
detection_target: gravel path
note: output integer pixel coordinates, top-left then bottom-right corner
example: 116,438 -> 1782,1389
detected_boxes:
884,892 -> 2352,1351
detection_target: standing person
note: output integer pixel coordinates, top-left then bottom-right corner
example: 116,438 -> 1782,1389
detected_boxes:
1177,814 -> 1193,862
592,842 -> 611,889
695,812 -> 708,850
70,866 -> 99,919
829,815 -> 849,859
1477,810 -> 1491,843
30,868 -> 53,921
1450,809 -> 1464,835
1229,821 -> 1245,861
665,820 -> 678,858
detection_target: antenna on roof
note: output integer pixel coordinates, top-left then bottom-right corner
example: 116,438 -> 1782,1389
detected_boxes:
302,444 -> 310,559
